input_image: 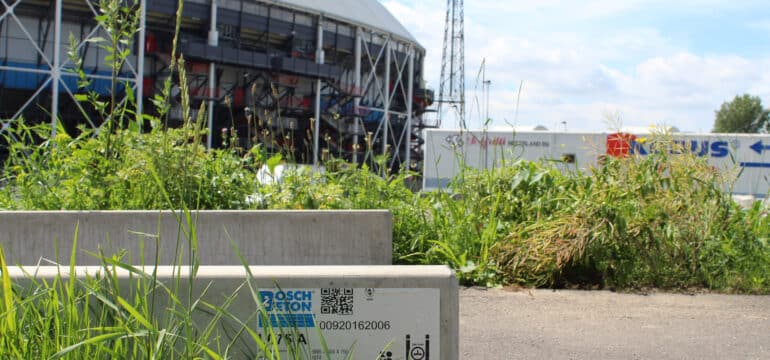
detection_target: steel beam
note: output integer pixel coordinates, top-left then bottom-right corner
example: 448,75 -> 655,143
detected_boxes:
313,15 -> 323,167
207,0 -> 218,148
382,39 -> 390,156
405,47 -> 414,171
51,0 -> 62,137
353,27 -> 362,164
208,62 -> 215,148
136,0 -> 146,123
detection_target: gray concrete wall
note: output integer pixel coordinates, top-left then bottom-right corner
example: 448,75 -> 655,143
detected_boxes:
6,265 -> 459,360
0,210 -> 391,265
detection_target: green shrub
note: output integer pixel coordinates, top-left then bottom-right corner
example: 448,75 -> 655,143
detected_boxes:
0,120 -> 260,210
494,142 -> 770,293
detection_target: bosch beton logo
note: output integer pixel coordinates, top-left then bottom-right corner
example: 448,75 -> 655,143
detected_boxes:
258,290 -> 315,328
260,290 -> 313,312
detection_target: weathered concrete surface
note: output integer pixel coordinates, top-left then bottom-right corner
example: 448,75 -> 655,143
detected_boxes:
7,265 -> 458,360
0,210 -> 391,265
460,288 -> 770,359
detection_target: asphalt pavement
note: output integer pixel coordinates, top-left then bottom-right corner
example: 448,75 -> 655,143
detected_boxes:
460,288 -> 770,359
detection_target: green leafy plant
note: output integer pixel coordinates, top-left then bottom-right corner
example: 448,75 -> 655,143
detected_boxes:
495,136 -> 769,293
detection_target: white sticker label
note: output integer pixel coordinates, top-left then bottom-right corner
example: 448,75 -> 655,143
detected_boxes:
254,288 -> 440,360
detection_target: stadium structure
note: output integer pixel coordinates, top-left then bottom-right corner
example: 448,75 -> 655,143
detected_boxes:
0,0 -> 435,171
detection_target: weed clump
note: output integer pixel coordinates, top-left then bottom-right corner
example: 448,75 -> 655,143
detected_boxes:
494,139 -> 769,293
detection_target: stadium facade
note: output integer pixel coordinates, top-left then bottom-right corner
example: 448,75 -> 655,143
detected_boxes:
0,0 -> 434,170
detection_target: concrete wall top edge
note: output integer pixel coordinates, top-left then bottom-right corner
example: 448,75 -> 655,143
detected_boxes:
0,210 -> 393,266
0,210 -> 391,214
7,265 -> 454,279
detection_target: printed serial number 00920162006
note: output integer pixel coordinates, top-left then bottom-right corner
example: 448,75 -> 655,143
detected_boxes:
317,320 -> 391,331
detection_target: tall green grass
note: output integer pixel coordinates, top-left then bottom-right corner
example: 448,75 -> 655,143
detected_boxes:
253,142 -> 769,293
0,231 -> 346,358
3,122 -> 767,293
0,1 -> 342,358
496,146 -> 769,292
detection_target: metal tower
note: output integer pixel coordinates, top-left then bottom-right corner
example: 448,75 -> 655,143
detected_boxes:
437,0 -> 465,128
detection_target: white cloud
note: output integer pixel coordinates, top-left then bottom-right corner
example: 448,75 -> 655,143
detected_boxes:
383,0 -> 770,132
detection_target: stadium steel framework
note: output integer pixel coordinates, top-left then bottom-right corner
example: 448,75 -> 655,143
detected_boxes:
0,0 -> 435,171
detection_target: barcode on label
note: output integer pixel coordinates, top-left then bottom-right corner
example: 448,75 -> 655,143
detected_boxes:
320,288 -> 354,315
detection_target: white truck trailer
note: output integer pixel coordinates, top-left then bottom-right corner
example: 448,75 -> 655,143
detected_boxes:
422,129 -> 770,199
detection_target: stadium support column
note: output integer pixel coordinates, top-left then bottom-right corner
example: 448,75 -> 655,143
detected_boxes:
51,0 -> 62,137
353,27 -> 362,164
313,15 -> 324,167
405,47 -> 414,171
208,63 -> 215,148
207,0 -> 219,149
382,40 -> 390,156
136,0 -> 146,125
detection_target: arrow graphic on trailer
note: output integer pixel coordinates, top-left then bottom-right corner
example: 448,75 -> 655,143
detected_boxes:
750,140 -> 770,154
742,140 -> 770,168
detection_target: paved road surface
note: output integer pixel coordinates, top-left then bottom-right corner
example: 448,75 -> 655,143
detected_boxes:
460,288 -> 770,359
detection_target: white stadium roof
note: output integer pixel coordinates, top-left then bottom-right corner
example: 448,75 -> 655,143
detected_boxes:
270,0 -> 421,47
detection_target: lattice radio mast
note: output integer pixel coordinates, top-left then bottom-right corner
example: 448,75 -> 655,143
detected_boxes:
437,0 -> 465,128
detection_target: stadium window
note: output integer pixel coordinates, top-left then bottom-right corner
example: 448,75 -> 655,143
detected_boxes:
249,3 -> 268,17
295,13 -> 312,27
273,7 -> 292,22
337,24 -> 352,37
322,20 -> 336,33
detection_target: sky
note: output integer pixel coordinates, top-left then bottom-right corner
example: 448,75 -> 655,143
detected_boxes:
382,0 -> 770,132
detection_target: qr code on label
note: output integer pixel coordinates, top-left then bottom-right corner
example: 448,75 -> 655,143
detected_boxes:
320,288 -> 354,315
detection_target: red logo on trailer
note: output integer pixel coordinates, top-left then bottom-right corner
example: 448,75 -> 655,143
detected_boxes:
606,133 -> 636,158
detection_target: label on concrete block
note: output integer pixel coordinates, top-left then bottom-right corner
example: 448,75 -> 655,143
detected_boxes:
256,288 -> 440,360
